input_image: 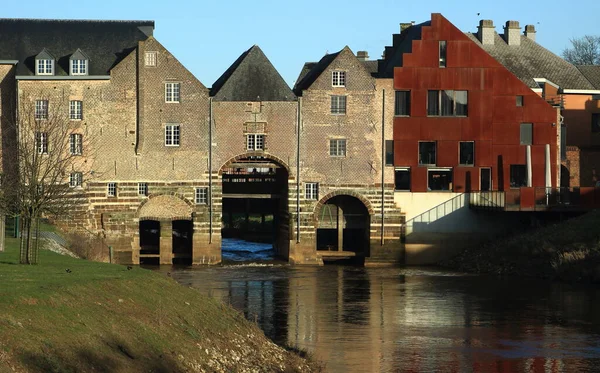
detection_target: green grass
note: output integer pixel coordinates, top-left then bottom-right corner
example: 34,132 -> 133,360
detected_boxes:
442,211 -> 600,283
0,238 -> 318,372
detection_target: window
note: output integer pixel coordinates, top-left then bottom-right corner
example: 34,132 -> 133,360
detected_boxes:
428,169 -> 453,191
165,124 -> 180,146
69,100 -> 82,120
36,132 -> 48,154
516,95 -> 524,107
165,82 -> 180,103
305,183 -> 319,200
107,182 -> 117,197
247,134 -> 265,151
332,71 -> 346,87
592,114 -> 600,133
138,182 -> 148,196
36,59 -> 54,75
145,52 -> 157,67
394,91 -> 411,116
385,140 -> 394,166
520,123 -> 533,145
69,134 -> 82,155
69,172 -> 82,188
329,139 -> 347,157
35,100 -> 48,120
418,141 -> 436,165
394,168 -> 411,191
330,95 -> 347,114
427,90 -> 468,116
195,187 -> 208,204
480,168 -> 491,191
70,59 -> 88,75
439,41 -> 447,67
459,141 -> 474,166
510,165 -> 527,188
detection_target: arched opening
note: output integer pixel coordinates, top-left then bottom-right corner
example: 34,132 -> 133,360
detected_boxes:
220,154 -> 289,262
316,195 -> 370,264
172,219 -> 193,265
139,220 -> 160,265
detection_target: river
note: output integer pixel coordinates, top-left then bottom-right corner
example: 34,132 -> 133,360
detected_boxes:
160,240 -> 600,372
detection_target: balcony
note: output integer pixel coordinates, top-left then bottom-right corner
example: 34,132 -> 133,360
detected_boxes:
469,187 -> 600,212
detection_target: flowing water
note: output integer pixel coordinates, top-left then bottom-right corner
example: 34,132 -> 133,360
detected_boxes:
161,240 -> 600,372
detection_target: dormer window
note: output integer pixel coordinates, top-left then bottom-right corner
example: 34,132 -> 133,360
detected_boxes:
332,71 -> 346,87
35,49 -> 55,76
69,49 -> 89,76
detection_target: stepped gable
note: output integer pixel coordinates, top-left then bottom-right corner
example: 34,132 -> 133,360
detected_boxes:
466,32 -> 594,90
577,65 -> 600,89
376,21 -> 429,78
210,45 -> 295,101
0,18 -> 154,76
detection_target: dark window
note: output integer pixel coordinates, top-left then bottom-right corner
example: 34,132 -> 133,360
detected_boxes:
394,91 -> 410,116
427,90 -> 468,116
510,165 -> 527,188
516,95 -> 524,107
520,123 -> 533,145
592,114 -> 600,133
428,169 -> 453,191
418,141 -> 436,165
480,168 -> 491,191
459,142 -> 474,166
331,95 -> 346,114
329,139 -> 347,157
439,41 -> 447,68
385,140 -> 394,165
394,168 -> 410,190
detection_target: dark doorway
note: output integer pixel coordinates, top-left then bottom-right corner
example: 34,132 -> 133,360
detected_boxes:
172,220 -> 193,265
139,220 -> 160,265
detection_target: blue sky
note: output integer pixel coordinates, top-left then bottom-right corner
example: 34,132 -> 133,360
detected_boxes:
3,0 -> 598,87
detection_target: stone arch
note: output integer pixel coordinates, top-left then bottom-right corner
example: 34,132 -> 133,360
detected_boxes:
218,152 -> 291,176
137,193 -> 194,221
313,190 -> 374,224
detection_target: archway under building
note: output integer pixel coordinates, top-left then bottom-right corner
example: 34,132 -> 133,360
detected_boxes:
315,194 -> 371,264
220,154 -> 290,262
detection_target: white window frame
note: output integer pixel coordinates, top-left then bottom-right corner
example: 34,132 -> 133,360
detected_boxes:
70,59 -> 88,75
305,183 -> 319,200
330,95 -> 347,115
332,70 -> 346,87
427,168 -> 453,192
35,100 -> 48,120
69,100 -> 82,120
107,182 -> 117,197
138,182 -> 148,196
329,138 -> 347,157
69,172 -> 82,188
145,51 -> 157,67
165,124 -> 180,147
195,187 -> 208,204
165,82 -> 180,103
36,132 -> 48,154
36,59 -> 54,75
69,133 -> 82,155
247,134 -> 265,151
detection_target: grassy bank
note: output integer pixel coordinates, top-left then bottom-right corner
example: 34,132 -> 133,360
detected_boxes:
0,238 -> 320,372
441,210 -> 600,283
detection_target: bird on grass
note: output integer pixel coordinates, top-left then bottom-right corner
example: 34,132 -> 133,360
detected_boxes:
127,266 -> 133,270
65,269 -> 72,273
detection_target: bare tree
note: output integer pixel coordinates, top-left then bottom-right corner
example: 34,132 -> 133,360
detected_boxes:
562,35 -> 600,65
0,91 -> 96,264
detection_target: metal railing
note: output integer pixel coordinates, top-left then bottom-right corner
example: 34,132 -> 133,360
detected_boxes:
469,187 -> 599,211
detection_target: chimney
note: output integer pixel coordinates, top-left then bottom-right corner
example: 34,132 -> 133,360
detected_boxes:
504,20 -> 521,46
477,20 -> 495,45
356,51 -> 369,61
524,24 -> 536,42
400,21 -> 415,32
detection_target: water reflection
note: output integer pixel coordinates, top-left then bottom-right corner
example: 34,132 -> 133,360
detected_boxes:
168,265 -> 600,373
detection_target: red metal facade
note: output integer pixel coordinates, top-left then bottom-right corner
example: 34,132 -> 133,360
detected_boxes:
393,14 -> 558,192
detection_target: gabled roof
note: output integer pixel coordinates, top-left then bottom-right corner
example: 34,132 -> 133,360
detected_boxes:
376,21 -> 429,78
0,18 -> 154,76
210,45 -> 295,101
35,48 -> 55,60
293,50 -> 341,94
70,48 -> 89,61
466,32 -> 595,90
576,65 -> 600,90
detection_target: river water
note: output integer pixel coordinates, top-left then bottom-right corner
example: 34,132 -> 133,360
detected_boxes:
161,240 -> 600,372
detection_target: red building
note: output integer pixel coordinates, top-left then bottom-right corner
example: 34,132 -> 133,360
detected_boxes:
382,14 -> 559,193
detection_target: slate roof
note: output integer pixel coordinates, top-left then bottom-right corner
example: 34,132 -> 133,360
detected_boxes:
576,65 -> 600,89
293,51 -> 340,95
466,32 -> 595,90
210,45 -> 295,101
0,18 -> 154,76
